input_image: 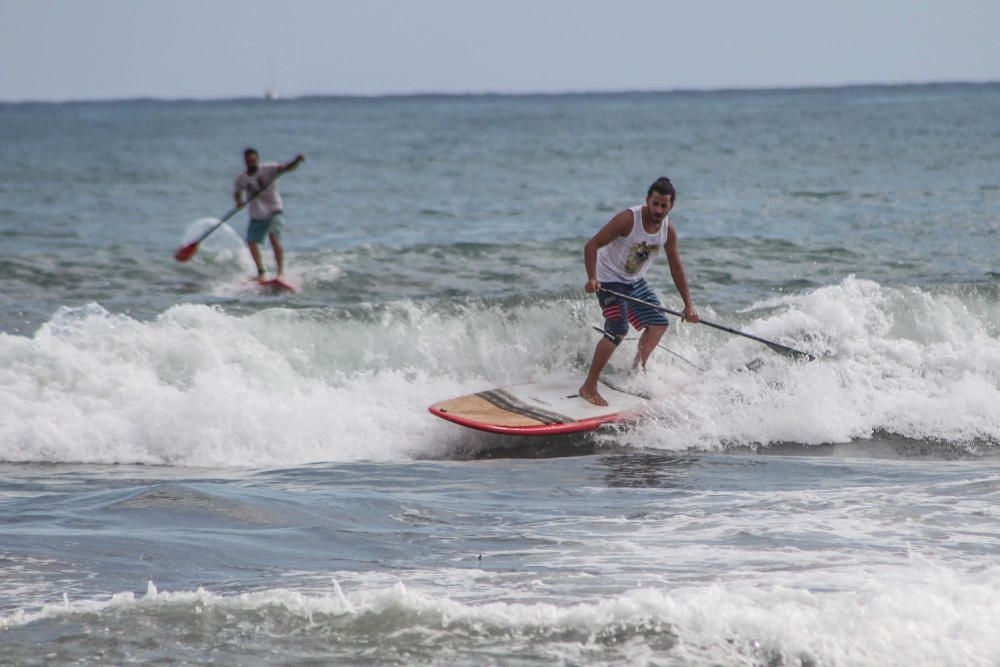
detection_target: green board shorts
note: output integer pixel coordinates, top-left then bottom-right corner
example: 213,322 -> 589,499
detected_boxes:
246,212 -> 285,244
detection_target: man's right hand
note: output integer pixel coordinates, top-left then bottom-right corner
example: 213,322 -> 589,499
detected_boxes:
584,279 -> 601,294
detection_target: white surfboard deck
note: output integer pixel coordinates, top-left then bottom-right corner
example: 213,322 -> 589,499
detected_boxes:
429,379 -> 649,435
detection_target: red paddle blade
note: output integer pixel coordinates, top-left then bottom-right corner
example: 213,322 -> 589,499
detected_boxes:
174,242 -> 199,262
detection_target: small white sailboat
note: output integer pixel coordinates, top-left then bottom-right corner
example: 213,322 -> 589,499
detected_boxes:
264,63 -> 278,100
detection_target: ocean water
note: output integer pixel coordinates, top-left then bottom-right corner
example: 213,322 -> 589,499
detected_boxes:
2,84 -> 1000,665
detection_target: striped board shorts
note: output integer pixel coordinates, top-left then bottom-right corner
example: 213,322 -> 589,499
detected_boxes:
597,279 -> 670,336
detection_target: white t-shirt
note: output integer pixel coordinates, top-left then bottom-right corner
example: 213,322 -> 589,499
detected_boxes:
596,205 -> 669,284
233,163 -> 283,220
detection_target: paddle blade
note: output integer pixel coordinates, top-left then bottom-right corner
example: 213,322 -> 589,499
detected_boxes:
174,242 -> 199,262
765,341 -> 816,362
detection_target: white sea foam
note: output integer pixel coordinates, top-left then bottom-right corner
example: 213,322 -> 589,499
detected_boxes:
1,276 -> 998,465
0,302 -> 462,465
5,564 -> 1000,666
633,276 -> 1000,452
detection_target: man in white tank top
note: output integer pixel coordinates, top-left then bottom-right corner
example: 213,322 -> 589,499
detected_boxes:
234,148 -> 305,280
579,177 -> 699,406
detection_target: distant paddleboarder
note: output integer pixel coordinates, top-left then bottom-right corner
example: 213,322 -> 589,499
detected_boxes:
579,177 -> 699,406
233,148 -> 304,280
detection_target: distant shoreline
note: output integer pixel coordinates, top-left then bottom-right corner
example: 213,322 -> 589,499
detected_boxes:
1,79 -> 997,106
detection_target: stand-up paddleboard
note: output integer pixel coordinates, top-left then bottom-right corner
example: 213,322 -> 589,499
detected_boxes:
429,379 -> 649,435
254,277 -> 297,294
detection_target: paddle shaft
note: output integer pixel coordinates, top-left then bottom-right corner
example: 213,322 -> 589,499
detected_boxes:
598,288 -> 815,361
590,325 -> 705,371
190,173 -> 278,246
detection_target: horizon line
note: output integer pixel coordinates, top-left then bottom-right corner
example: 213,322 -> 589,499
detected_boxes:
1,78 -> 997,106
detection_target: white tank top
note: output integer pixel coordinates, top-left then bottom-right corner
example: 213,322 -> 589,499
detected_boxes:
596,205 -> 668,284
233,163 -> 284,220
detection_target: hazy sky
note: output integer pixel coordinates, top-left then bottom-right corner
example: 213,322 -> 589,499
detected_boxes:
2,0 -> 998,101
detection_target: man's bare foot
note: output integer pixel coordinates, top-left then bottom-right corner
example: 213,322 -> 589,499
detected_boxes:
578,385 -> 608,406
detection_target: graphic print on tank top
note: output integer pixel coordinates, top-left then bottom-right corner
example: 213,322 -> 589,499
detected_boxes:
624,242 -> 658,275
